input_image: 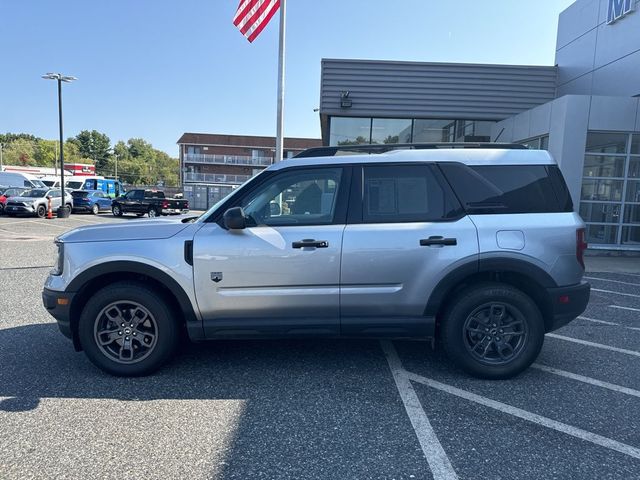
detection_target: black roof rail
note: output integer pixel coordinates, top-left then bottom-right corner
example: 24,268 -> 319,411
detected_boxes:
294,142 -> 527,158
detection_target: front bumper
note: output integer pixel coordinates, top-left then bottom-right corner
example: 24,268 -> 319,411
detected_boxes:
5,205 -> 35,215
42,287 -> 76,340
546,281 -> 590,332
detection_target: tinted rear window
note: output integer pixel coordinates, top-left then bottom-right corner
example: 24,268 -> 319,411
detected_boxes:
144,191 -> 165,198
439,163 -> 573,214
71,191 -> 89,198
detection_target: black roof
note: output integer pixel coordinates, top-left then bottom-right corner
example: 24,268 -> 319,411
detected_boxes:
294,142 -> 527,158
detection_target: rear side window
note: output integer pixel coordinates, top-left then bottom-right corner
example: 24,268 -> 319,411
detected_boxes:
439,163 -> 573,214
362,165 -> 460,223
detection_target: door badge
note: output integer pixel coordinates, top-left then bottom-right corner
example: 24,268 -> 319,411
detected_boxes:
211,272 -> 223,283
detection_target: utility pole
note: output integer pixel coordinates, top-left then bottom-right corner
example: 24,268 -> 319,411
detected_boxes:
0,143 -> 4,170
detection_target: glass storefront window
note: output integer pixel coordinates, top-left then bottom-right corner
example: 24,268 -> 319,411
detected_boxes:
586,224 -> 618,244
622,226 -> 640,245
371,118 -> 412,144
412,119 -> 453,143
586,132 -> 628,154
329,117 -> 371,146
581,179 -> 624,202
583,156 -> 626,178
623,204 -> 640,224
626,180 -> 640,202
579,203 -> 621,223
629,157 -> 640,178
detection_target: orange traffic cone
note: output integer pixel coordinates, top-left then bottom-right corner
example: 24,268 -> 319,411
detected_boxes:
46,196 -> 53,219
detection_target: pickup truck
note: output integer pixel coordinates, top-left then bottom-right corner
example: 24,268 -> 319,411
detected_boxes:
111,189 -> 189,218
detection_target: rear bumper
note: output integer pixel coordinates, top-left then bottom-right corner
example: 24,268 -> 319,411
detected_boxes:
546,281 -> 590,332
162,208 -> 189,215
42,287 -> 76,340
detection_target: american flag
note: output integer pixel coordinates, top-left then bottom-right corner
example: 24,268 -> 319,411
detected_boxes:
233,0 -> 281,43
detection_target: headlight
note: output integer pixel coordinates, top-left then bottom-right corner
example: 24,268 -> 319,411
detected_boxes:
51,241 -> 64,276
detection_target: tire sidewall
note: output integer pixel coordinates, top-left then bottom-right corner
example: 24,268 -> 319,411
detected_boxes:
77,282 -> 179,376
92,203 -> 99,215
148,207 -> 158,218
112,205 -> 122,216
441,283 -> 545,379
37,205 -> 46,218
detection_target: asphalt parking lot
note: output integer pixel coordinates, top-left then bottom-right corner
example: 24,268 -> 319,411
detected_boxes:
0,214 -> 639,479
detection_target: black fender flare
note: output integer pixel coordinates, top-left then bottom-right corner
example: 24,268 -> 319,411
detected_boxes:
424,256 -> 557,317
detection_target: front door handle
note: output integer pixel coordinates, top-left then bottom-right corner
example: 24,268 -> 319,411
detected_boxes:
292,239 -> 329,249
420,236 -> 457,246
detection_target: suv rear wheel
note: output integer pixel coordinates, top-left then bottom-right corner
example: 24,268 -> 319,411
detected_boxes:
441,282 -> 544,379
77,282 -> 179,376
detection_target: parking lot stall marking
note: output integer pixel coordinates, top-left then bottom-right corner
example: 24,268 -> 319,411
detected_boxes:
578,315 -> 619,326
610,305 -> 640,313
381,341 -> 458,480
405,372 -> 640,461
585,276 -> 640,287
592,288 -> 640,299
531,364 -> 640,398
546,333 -> 640,357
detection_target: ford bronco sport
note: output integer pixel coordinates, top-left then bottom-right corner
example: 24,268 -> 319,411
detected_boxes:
43,145 -> 590,379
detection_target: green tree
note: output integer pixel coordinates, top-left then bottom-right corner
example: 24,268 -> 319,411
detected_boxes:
35,140 -> 58,167
69,130 -> 111,169
4,139 -> 36,166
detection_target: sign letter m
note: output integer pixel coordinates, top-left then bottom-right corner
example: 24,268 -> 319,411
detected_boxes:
608,0 -> 634,24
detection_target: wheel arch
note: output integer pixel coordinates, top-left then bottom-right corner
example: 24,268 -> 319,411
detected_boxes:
67,261 -> 201,351
426,257 -> 558,333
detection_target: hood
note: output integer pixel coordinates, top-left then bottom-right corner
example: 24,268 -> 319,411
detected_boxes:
7,196 -> 43,203
59,216 -> 193,243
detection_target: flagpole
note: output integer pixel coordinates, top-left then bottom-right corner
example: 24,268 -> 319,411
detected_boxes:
275,0 -> 286,163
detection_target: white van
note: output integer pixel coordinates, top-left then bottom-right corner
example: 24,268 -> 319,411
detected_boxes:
0,172 -> 47,189
40,175 -> 62,188
65,175 -> 104,190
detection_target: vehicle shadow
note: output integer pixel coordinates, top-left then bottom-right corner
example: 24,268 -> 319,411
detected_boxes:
0,323 -> 446,478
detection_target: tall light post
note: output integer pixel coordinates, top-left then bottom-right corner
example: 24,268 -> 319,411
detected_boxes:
42,73 -> 77,218
0,143 -> 4,170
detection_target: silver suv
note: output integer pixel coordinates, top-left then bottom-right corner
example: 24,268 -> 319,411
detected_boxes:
42,146 -> 590,379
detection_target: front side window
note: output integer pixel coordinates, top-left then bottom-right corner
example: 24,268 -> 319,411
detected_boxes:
240,168 -> 343,226
362,165 -> 457,223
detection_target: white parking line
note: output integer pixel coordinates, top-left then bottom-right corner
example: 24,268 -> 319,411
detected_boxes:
546,334 -> 640,358
592,288 -> 640,299
578,316 -> 618,326
531,364 -> 640,398
610,305 -> 640,313
381,341 -> 458,480
406,372 -> 640,460
585,276 -> 639,287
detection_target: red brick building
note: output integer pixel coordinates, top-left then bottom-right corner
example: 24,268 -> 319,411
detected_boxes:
177,133 -> 321,210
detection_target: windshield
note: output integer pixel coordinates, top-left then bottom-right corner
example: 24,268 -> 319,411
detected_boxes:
31,180 -> 46,188
23,189 -> 48,198
42,180 -> 56,187
66,181 -> 85,189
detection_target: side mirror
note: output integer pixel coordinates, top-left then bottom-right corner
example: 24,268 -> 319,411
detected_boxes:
223,207 -> 247,230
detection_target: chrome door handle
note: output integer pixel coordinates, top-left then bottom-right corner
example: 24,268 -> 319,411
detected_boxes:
292,239 -> 329,249
420,236 -> 457,246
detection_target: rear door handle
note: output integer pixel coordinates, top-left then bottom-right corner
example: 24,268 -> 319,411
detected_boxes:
420,236 -> 457,246
292,239 -> 329,249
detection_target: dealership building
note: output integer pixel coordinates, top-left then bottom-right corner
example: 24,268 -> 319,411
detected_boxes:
318,0 -> 640,250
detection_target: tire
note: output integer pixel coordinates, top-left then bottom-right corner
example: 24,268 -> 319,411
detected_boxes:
36,204 -> 46,218
91,203 -> 99,215
440,282 -> 544,380
148,207 -> 159,218
65,204 -> 73,215
112,204 -> 123,217
77,282 -> 179,376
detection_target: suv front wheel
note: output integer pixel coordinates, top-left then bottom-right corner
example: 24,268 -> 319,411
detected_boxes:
77,282 -> 179,376
441,282 -> 544,379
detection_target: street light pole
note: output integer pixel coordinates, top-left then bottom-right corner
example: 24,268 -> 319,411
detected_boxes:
42,72 -> 76,218
0,143 -> 4,170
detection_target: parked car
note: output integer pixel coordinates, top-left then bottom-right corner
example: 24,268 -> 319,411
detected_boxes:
0,186 -> 29,214
71,190 -> 113,214
42,145 -> 589,378
111,189 -> 189,217
5,188 -> 73,218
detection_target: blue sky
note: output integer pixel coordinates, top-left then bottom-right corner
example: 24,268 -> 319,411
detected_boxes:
0,0 -> 575,156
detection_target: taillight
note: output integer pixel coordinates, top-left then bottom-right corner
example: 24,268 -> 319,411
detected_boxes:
576,228 -> 587,269
185,201 -> 189,208
162,200 -> 169,208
